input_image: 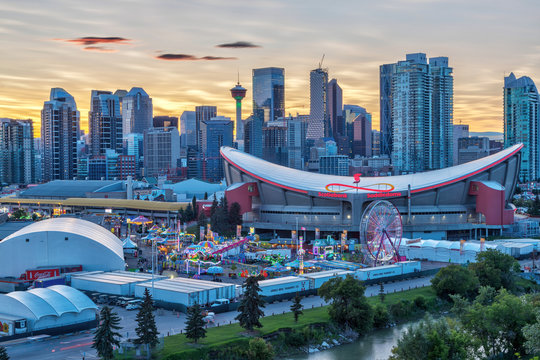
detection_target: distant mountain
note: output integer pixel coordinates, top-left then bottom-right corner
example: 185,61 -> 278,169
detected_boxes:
469,132 -> 503,140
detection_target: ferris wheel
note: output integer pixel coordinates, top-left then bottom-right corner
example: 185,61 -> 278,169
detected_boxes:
360,200 -> 403,265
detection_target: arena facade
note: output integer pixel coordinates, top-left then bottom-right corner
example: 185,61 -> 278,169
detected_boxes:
221,144 -> 523,240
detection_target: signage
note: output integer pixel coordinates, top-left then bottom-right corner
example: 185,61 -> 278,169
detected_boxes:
318,192 -> 347,198
315,228 -> 320,240
325,173 -> 395,195
0,321 -> 9,334
291,230 -> 297,242
236,225 -> 242,238
366,192 -> 402,199
26,268 -> 60,281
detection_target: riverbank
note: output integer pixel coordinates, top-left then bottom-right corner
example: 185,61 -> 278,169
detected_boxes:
152,286 -> 439,360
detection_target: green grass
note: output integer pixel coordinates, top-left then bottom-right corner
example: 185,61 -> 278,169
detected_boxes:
159,286 -> 436,359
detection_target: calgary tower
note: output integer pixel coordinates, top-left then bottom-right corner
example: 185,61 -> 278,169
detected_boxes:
230,77 -> 247,141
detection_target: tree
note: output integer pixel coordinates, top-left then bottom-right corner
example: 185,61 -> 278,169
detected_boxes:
184,204 -> 194,222
523,309 -> 540,354
318,274 -> 374,334
235,275 -> 265,331
134,288 -> 159,357
290,295 -> 303,323
185,303 -> 206,343
229,202 -> 243,229
192,196 -> 198,219
92,306 -> 122,360
431,264 -> 479,300
246,338 -> 274,360
457,289 -> 534,358
373,303 -> 390,328
469,249 -> 520,291
197,211 -> 208,228
390,317 -> 473,360
0,345 -> 9,360
379,282 -> 386,303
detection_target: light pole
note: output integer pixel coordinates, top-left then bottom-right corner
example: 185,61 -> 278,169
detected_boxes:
151,239 -> 155,296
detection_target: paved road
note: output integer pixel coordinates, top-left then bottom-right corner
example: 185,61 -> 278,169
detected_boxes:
3,275 -> 434,360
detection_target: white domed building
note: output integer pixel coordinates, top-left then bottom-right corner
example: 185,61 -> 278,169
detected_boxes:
0,218 -> 125,278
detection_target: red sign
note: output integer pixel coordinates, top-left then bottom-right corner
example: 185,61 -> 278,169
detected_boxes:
366,192 -> 402,199
318,192 -> 348,198
26,268 -> 60,281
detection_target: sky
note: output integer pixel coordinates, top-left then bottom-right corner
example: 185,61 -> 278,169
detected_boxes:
0,0 -> 539,137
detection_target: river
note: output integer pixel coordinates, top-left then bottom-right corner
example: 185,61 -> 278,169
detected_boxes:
287,320 -> 418,360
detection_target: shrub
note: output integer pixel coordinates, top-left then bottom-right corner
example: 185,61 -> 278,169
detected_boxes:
413,295 -> 427,310
373,304 -> 390,328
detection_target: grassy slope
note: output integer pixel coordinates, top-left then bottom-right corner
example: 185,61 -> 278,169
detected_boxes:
161,286 -> 436,357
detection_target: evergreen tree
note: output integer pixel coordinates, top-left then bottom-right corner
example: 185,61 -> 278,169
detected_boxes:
0,345 -> 9,360
290,295 -> 303,323
204,192 -> 208,200
235,275 -> 265,331
185,303 -> 207,343
92,306 -> 122,360
184,204 -> 194,222
197,211 -> 208,228
210,198 -> 219,217
134,288 -> 159,358
379,283 -> 386,303
228,202 -> 243,229
220,196 -> 230,233
192,196 -> 198,219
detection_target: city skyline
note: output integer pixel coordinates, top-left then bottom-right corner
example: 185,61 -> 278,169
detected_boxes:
1,0 -> 539,136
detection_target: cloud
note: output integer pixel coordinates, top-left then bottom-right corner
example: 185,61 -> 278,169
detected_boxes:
155,54 -> 237,61
83,46 -> 117,52
57,36 -> 131,46
215,41 -> 261,48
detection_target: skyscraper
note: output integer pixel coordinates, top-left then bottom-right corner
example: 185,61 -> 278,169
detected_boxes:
179,111 -> 196,148
287,115 -> 308,170
195,106 -> 217,151
453,124 -> 469,165
352,111 -> 372,157
379,63 -> 395,157
143,127 -> 180,177
201,117 -> 233,182
327,79 -> 343,139
504,73 -> 540,181
41,88 -> 80,181
0,119 -> 35,185
308,67 -> 328,140
89,90 -> 122,157
385,53 -> 453,173
430,57 -> 454,169
262,120 -> 288,166
122,87 -> 153,135
230,81 -> 247,141
248,67 -> 285,158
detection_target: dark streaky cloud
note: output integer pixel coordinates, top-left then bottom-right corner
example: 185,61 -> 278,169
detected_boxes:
156,54 -> 237,61
216,41 -> 260,48
84,46 -> 116,52
56,37 -> 131,46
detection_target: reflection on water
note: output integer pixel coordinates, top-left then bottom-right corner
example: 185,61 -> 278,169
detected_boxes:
287,321 -> 418,360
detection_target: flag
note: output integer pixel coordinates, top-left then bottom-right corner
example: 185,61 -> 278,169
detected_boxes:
300,226 -> 306,231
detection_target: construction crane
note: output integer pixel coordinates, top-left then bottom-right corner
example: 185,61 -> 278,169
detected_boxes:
318,54 -> 325,69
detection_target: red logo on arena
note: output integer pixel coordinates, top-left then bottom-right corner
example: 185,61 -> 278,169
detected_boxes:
325,173 -> 395,194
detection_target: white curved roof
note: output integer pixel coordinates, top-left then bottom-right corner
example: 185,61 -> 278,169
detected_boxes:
0,285 -> 96,321
221,144 -> 522,194
0,218 -> 125,278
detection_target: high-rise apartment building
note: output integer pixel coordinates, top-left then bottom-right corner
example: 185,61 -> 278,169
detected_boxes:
327,79 -> 343,139
41,88 -> 80,181
453,124 -> 469,165
379,63 -> 395,156
143,127 -> 180,178
122,87 -> 153,135
504,73 -> 540,181
287,115 -> 308,170
201,117 -> 233,182
0,119 -> 35,185
352,111 -> 372,157
262,121 -> 288,166
384,53 -> 453,173
179,111 -> 196,148
248,67 -> 285,158
308,67 -> 329,140
195,106 -> 217,151
89,90 -> 122,157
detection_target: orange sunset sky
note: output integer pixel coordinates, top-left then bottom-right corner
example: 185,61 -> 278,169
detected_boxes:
1,0 -> 539,137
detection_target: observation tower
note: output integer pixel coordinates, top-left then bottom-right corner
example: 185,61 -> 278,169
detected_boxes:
230,80 -> 247,141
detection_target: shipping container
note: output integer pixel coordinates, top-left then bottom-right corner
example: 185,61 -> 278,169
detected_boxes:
33,276 -> 66,288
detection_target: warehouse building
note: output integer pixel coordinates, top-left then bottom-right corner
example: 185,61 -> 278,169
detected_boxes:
71,271 -> 166,296
134,277 -> 236,311
257,276 -> 310,297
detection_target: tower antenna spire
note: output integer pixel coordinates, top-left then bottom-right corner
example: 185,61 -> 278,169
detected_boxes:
237,69 -> 240,85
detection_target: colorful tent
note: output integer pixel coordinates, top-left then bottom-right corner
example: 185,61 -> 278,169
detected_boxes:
206,266 -> 223,274
122,238 -> 138,249
129,216 -> 152,225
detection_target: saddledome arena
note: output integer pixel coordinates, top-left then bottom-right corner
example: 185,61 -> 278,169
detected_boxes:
221,144 -> 523,240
